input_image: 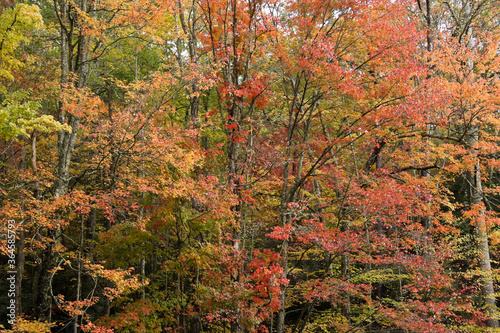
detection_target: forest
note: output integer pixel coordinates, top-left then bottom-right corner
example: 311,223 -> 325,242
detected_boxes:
2,0 -> 500,332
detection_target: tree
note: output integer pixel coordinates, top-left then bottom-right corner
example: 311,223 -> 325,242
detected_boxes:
3,0 -> 500,331
423,0 -> 500,327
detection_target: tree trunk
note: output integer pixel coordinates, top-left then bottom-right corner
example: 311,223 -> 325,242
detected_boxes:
34,245 -> 56,322
462,0 -> 498,326
177,0 -> 199,128
35,0 -> 84,322
467,125 -> 498,328
74,217 -> 84,333
15,223 -> 24,318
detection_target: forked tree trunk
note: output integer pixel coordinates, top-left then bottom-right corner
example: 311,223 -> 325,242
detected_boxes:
35,0 -> 84,322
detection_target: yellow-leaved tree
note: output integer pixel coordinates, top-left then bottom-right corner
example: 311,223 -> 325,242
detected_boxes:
0,4 -> 67,141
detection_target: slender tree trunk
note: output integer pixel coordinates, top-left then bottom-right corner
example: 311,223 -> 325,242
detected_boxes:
276,238 -> 288,333
140,255 -> 146,300
421,0 -> 433,231
15,222 -> 24,318
277,114 -> 293,333
341,224 -> 351,323
462,0 -> 498,326
467,125 -> 498,328
277,105 -> 295,333
177,0 -> 199,129
74,217 -> 84,333
278,80 -> 312,333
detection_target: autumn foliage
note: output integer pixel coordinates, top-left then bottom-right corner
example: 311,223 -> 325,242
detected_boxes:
3,0 -> 500,332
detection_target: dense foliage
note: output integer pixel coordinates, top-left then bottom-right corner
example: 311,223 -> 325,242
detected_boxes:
2,0 -> 500,332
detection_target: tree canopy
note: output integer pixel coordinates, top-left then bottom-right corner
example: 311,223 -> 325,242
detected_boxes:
2,0 -> 500,332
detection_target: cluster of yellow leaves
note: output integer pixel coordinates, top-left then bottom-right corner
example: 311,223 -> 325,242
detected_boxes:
0,91 -> 70,141
0,3 -> 43,78
0,317 -> 54,333
0,5 -> 69,141
0,4 -> 42,85
86,263 -> 148,301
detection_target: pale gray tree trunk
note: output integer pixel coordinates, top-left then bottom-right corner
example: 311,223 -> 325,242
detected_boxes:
463,0 -> 498,326
35,0 -> 87,322
467,125 -> 498,327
